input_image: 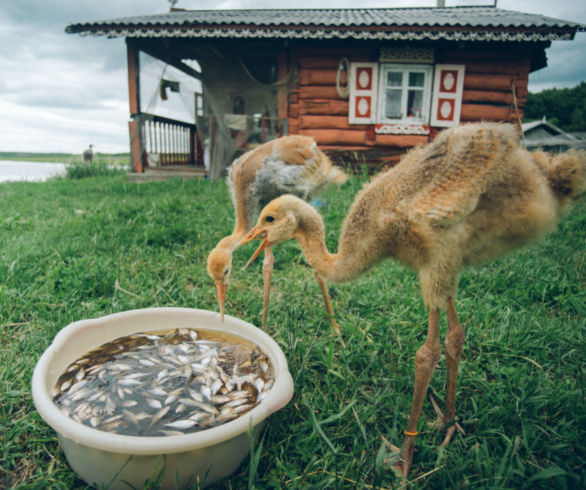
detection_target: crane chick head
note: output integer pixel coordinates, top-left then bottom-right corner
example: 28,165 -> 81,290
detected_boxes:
241,195 -> 308,268
207,248 -> 232,320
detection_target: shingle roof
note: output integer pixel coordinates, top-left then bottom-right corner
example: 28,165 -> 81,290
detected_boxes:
66,7 -> 585,42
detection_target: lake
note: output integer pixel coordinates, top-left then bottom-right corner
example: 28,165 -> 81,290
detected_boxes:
0,160 -> 67,183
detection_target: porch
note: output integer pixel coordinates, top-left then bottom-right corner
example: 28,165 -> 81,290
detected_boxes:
125,38 -> 288,180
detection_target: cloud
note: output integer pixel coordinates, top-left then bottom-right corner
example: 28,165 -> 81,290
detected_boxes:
0,0 -> 584,153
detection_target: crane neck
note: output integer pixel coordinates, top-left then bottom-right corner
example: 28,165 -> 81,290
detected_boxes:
215,228 -> 247,254
294,205 -> 375,283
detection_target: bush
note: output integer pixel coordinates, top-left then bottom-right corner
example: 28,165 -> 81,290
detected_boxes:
65,159 -> 127,179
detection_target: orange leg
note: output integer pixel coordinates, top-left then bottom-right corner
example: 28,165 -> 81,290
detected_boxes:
314,273 -> 341,337
261,247 -> 274,328
437,297 -> 466,445
394,308 -> 441,477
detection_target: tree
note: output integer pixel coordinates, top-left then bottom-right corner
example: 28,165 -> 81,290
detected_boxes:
524,81 -> 586,132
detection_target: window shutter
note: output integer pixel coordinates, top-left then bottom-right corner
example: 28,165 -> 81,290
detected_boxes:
349,63 -> 378,124
430,64 -> 465,127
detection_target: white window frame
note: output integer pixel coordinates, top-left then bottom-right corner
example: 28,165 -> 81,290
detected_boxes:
376,64 -> 433,125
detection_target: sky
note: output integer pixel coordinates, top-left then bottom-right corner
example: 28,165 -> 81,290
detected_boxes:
0,0 -> 584,154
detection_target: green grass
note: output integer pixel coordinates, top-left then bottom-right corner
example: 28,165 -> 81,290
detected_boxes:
1,171 -> 584,489
65,159 -> 128,179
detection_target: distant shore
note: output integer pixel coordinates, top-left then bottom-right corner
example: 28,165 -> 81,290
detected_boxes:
0,152 -> 130,165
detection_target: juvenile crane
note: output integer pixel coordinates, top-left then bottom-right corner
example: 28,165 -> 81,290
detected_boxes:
207,135 -> 347,328
241,123 -> 585,476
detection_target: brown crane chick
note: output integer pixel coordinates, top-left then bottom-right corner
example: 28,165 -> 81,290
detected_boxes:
207,135 -> 347,328
241,123 -> 585,477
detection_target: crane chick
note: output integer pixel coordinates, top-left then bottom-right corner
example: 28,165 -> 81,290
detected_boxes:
242,123 -> 585,476
207,135 -> 347,328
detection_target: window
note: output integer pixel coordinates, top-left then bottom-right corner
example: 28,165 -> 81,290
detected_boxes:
349,62 -> 465,129
378,64 -> 433,124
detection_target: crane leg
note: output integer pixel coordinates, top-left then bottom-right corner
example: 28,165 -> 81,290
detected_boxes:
432,297 -> 466,445
394,308 -> 441,477
314,273 -> 342,337
261,247 -> 274,328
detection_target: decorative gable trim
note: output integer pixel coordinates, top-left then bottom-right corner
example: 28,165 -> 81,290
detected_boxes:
379,47 -> 434,63
72,27 -> 577,42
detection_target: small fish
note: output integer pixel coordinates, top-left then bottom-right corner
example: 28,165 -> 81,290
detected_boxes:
200,385 -> 211,401
164,395 -> 178,406
232,403 -> 254,414
122,372 -> 150,380
210,379 -> 223,395
75,368 -> 86,381
253,379 -> 265,393
146,399 -> 162,410
223,398 -> 249,409
211,395 -> 232,405
187,389 -> 204,403
60,379 -> 72,392
123,409 -> 139,425
103,414 -> 124,424
165,419 -> 197,430
119,378 -> 141,386
148,387 -> 167,397
52,327 -> 274,437
103,420 -> 123,431
150,406 -> 171,425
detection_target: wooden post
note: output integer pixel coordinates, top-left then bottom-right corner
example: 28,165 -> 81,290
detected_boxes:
128,120 -> 142,173
277,47 -> 289,135
126,40 -> 144,172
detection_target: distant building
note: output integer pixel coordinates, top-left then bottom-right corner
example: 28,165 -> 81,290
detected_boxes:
522,117 -> 586,152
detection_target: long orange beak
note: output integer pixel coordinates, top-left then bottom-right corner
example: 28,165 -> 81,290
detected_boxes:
215,282 -> 227,321
241,226 -> 270,270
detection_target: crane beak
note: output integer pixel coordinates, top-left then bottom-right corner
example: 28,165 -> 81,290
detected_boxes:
241,226 -> 270,270
215,281 -> 227,321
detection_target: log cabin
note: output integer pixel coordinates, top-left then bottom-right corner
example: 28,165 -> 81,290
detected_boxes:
66,5 -> 584,177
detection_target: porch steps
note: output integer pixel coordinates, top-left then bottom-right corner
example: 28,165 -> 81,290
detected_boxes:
126,165 -> 208,182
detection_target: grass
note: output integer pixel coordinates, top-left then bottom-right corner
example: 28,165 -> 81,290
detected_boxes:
65,159 -> 128,179
0,170 -> 584,489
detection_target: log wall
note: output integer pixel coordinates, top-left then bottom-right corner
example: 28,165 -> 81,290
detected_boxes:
285,43 -> 531,169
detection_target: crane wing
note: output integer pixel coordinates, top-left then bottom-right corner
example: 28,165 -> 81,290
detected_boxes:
410,124 -> 519,227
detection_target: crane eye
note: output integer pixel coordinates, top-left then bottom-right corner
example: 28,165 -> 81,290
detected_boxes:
265,216 -> 274,223
224,268 -> 229,275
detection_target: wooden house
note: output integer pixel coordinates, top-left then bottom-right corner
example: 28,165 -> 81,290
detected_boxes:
66,6 -> 584,178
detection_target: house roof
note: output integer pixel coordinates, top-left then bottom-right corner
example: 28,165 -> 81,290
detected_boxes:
522,117 -> 586,149
65,7 -> 585,42
522,117 -> 577,138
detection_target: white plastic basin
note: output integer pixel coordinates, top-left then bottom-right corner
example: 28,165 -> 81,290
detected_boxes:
32,308 -> 294,489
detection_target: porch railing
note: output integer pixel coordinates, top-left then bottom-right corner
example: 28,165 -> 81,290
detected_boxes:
139,113 -> 203,167
129,112 -> 288,175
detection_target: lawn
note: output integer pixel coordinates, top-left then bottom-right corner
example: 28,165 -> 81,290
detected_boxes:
1,170 -> 584,489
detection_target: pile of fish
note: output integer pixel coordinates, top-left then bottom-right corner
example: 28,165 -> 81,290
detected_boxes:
52,328 -> 274,437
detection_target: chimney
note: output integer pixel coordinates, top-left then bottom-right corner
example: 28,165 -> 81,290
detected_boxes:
437,0 -> 446,6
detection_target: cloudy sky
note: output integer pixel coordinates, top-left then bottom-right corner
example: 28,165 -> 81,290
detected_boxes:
0,0 -> 584,154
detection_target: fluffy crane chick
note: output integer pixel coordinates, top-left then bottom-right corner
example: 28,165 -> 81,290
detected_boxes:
207,135 -> 347,327
242,123 -> 585,476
